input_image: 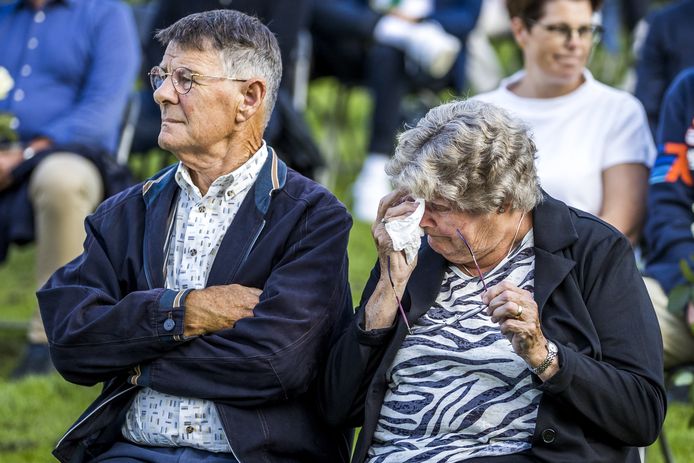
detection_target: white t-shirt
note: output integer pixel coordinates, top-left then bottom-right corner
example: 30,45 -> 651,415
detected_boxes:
475,70 -> 656,215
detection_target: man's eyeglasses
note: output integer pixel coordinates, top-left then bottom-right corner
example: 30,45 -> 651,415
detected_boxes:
527,20 -> 603,43
148,66 -> 248,95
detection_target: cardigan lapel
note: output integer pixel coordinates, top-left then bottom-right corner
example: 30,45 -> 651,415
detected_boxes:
405,241 -> 448,323
532,192 -> 579,315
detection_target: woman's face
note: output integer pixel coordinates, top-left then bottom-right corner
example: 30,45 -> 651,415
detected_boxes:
419,198 -> 515,270
514,0 -> 595,90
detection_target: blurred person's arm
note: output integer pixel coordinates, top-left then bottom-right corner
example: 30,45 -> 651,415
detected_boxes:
600,163 -> 649,243
634,12 -> 668,136
598,94 -> 656,244
38,3 -> 140,151
643,69 -> 694,294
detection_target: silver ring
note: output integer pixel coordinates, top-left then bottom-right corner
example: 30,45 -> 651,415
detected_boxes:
381,217 -> 388,224
515,303 -> 523,318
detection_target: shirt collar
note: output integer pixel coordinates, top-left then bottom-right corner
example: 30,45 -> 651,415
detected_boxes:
175,142 -> 269,202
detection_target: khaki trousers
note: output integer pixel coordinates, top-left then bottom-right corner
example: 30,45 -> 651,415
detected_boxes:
643,276 -> 694,368
27,153 -> 103,344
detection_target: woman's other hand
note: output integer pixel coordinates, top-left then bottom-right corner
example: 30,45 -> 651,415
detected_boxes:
482,281 -> 559,381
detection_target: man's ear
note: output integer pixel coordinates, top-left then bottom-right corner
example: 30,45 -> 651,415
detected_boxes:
236,79 -> 266,124
510,16 -> 529,49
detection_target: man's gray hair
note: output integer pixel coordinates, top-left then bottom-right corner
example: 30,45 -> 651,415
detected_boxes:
387,99 -> 542,213
155,9 -> 282,127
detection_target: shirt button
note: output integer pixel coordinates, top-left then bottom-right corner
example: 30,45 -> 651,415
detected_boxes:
34,10 -> 46,23
198,205 -> 206,213
189,248 -> 197,257
14,89 -> 25,101
9,117 -> 19,130
21,65 -> 31,77
186,425 -> 194,434
28,37 -> 39,49
541,428 -> 556,444
163,318 -> 175,331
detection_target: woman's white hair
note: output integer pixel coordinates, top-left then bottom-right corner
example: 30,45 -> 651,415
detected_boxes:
386,99 -> 542,213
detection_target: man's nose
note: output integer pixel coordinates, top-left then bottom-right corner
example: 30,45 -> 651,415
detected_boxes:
153,76 -> 178,105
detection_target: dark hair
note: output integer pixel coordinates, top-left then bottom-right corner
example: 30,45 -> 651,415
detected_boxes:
506,0 -> 604,25
155,9 -> 282,125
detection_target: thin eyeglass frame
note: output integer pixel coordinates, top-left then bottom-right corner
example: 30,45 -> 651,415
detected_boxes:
386,255 -> 412,334
148,66 -> 248,95
455,228 -> 488,292
525,18 -> 603,44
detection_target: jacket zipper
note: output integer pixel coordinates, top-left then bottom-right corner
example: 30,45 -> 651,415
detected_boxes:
55,384 -> 138,449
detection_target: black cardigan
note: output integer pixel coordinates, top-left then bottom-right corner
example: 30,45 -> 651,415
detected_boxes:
320,193 -> 666,463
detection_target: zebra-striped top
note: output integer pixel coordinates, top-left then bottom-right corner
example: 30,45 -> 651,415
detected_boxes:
368,230 -> 539,463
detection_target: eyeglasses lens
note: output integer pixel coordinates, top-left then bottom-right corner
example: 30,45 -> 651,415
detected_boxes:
172,68 -> 193,94
149,67 -> 194,94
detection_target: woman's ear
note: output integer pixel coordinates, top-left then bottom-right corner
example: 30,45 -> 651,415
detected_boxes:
497,202 -> 511,214
510,16 -> 529,49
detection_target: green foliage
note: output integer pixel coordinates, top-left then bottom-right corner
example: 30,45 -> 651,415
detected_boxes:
0,113 -> 18,144
667,258 -> 694,321
0,374 -> 98,462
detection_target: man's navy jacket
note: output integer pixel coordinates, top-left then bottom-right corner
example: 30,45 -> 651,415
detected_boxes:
38,151 -> 354,463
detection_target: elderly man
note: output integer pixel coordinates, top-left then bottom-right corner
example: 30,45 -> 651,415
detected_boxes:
39,10 -> 353,463
0,0 -> 139,378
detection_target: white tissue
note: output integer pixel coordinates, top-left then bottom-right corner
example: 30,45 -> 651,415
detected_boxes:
385,198 -> 425,264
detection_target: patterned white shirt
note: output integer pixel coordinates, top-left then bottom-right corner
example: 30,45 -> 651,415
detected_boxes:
121,144 -> 268,452
368,230 -> 540,462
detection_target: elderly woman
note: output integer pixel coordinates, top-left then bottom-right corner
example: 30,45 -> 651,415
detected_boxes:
474,0 -> 655,244
320,100 -> 665,463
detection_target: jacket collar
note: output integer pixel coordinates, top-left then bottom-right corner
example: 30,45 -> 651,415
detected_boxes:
531,191 -> 578,313
532,190 -> 579,253
140,148 -> 287,288
141,147 -> 286,212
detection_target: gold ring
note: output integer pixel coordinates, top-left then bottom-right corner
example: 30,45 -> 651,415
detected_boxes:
515,304 -> 523,318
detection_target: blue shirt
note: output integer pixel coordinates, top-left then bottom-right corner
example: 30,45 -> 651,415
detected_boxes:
0,0 -> 140,153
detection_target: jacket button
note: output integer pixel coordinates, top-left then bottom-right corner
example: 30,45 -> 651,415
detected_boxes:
541,428 -> 556,443
163,318 -> 175,331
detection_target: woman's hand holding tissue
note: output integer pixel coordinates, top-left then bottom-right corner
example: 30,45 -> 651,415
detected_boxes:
364,191 -> 423,330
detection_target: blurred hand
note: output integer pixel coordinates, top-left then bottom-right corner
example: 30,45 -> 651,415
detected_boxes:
0,147 -> 23,190
184,284 -> 262,336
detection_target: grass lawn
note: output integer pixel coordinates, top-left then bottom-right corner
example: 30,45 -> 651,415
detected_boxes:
0,73 -> 693,461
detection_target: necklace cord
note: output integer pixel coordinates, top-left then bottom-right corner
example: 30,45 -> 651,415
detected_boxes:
455,211 -> 527,288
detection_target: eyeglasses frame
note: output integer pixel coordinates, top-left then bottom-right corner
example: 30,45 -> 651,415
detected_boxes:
525,18 -> 604,44
148,65 -> 248,95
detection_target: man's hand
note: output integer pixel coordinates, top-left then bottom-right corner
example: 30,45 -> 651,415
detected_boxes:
183,284 -> 262,336
0,147 -> 23,190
